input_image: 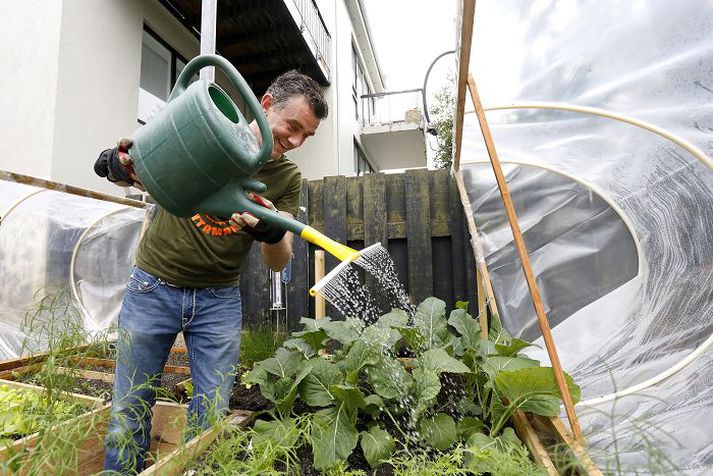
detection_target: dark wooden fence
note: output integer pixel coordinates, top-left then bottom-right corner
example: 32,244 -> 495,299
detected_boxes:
240,169 -> 477,330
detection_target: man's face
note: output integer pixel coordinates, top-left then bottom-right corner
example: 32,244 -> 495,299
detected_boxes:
261,94 -> 321,159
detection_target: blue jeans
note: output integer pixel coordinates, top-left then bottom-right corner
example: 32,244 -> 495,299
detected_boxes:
103,266 -> 242,474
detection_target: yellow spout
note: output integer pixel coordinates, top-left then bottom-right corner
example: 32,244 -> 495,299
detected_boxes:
300,226 -> 359,262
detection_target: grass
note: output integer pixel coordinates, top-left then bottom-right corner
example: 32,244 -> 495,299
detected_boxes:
239,325 -> 288,369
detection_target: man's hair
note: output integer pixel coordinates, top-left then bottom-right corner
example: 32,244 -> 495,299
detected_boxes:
266,70 -> 328,119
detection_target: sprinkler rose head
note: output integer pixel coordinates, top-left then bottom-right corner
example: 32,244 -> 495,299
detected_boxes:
309,242 -> 383,297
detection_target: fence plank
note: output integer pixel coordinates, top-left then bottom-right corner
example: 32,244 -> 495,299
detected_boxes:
346,177 -> 364,241
405,169 -> 433,303
448,173 -> 470,309
286,179 -> 310,330
322,176 -> 348,318
363,173 -> 387,248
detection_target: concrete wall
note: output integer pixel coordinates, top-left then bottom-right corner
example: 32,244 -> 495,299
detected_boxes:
0,0 -> 64,179
51,0 -> 200,194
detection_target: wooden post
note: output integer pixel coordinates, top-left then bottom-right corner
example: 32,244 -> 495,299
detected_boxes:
466,73 -> 584,443
314,250 -> 326,319
0,169 -> 149,209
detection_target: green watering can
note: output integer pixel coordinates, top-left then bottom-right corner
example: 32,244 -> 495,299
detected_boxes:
129,54 -> 359,263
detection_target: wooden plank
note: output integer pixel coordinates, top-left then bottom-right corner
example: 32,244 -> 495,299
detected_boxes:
540,415 -> 604,476
286,178 -> 310,330
307,178 -> 324,229
0,378 -> 103,406
139,409 -> 255,476
0,363 -> 41,380
452,0 -> 476,171
70,357 -> 191,376
429,169 -> 451,234
57,367 -> 115,384
447,173 -> 469,308
0,343 -> 93,371
511,410 -> 559,475
385,173 -> 406,240
346,176 -> 364,241
467,74 -> 583,442
405,169 -> 433,303
322,176 -> 347,318
363,173 -> 387,248
0,169 -> 149,209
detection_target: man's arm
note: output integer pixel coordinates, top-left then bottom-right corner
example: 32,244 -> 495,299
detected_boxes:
261,211 -> 295,271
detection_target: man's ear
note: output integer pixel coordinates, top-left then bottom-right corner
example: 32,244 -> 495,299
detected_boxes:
260,93 -> 274,112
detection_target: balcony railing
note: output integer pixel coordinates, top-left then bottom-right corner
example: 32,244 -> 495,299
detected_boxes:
360,89 -> 425,128
287,0 -> 332,79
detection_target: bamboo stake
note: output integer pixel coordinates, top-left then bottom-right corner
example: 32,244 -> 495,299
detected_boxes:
453,0 -> 477,172
0,169 -> 149,209
314,250 -> 326,319
454,171 -> 500,321
466,73 -> 584,443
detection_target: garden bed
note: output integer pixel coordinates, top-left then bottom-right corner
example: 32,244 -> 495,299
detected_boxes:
154,298 -> 602,475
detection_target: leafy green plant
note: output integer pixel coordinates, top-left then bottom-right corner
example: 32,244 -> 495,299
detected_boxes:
241,297 -> 580,472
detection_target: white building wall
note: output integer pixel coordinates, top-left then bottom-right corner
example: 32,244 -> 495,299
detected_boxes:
51,0 -> 200,194
0,0 -> 64,179
0,0 -> 380,189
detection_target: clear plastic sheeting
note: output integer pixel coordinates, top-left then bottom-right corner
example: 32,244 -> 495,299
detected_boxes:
0,180 -> 146,360
461,0 -> 713,472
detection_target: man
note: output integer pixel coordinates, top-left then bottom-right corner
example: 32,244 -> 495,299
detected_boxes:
95,70 -> 327,473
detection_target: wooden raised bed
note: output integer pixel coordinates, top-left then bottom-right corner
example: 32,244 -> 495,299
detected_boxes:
0,384 -> 247,476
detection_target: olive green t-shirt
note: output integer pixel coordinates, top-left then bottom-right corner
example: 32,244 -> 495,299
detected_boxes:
136,156 -> 302,288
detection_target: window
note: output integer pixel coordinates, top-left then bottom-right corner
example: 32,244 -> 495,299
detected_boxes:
354,140 -> 374,176
351,43 -> 372,122
138,27 -> 196,124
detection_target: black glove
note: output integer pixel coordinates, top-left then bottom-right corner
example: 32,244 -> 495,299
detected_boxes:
241,219 -> 287,245
94,139 -> 144,190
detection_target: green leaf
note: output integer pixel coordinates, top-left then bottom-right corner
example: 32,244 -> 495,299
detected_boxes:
363,394 -> 384,418
292,328 -> 328,352
482,355 -> 540,379
362,325 -> 401,350
360,426 -> 394,468
453,396 -> 482,417
398,326 -> 426,352
337,340 -> 381,384
329,384 -> 366,413
366,357 -> 413,400
495,338 -> 535,357
376,309 -> 410,328
298,316 -> 328,332
311,405 -> 359,470
253,418 -> 300,448
494,367 -> 581,417
274,364 -> 311,414
457,416 -> 484,441
411,368 -> 441,417
417,413 -> 457,451
321,319 -> 362,346
298,358 -> 343,407
283,338 -> 317,358
455,300 -> 470,311
488,314 -> 512,345
257,348 -> 303,379
467,431 -> 495,449
419,348 -> 471,375
448,308 -> 481,350
414,297 -> 448,349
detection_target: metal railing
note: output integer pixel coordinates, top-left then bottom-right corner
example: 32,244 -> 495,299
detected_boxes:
289,0 -> 332,78
360,89 -> 425,127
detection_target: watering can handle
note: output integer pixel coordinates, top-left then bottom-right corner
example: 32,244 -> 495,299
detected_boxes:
169,54 -> 273,166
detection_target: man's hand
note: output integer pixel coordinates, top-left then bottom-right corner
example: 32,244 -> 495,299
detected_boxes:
229,193 -> 287,244
94,138 -> 145,191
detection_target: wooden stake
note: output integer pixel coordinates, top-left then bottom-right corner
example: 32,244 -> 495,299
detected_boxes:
314,250 -> 326,319
454,171 -> 500,331
0,169 -> 149,209
466,73 -> 584,443
453,0 -> 477,171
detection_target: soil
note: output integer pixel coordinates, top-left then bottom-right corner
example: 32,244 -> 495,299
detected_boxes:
229,369 -> 272,412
